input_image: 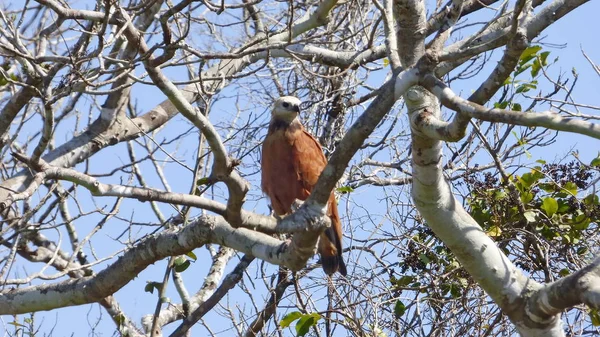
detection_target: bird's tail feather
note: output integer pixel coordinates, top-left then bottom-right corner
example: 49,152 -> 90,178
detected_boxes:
319,228 -> 347,276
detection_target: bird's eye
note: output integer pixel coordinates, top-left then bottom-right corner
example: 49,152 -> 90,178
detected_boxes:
282,102 -> 290,108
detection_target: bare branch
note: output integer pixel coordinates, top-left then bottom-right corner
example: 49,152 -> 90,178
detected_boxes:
423,75 -> 600,140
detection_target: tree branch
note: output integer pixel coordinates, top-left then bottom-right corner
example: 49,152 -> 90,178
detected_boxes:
527,256 -> 600,321
422,75 -> 600,140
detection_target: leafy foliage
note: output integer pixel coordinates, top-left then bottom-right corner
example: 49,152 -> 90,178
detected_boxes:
389,160 -> 599,315
466,160 -> 599,274
280,312 -> 322,336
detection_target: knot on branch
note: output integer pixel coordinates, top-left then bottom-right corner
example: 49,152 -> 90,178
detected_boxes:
509,28 -> 529,53
416,52 -> 439,74
137,188 -> 157,202
228,157 -> 241,172
11,151 -> 49,171
315,13 -> 331,26
405,86 -> 435,111
0,200 -> 9,213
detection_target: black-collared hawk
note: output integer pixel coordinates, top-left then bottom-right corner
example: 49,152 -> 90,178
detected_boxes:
261,96 -> 347,276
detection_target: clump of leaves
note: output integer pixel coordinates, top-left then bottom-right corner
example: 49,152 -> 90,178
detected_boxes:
495,45 -> 556,112
466,159 -> 600,273
467,160 -> 599,242
394,226 -> 471,300
391,158 -> 599,317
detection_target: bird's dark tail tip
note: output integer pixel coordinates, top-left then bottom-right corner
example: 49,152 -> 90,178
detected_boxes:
321,254 -> 347,276
320,228 -> 347,276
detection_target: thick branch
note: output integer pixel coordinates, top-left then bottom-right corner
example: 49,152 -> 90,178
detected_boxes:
0,214 -> 303,315
423,75 -> 600,140
395,0 -> 426,67
527,256 -> 600,321
0,78 -> 41,147
407,86 -> 563,335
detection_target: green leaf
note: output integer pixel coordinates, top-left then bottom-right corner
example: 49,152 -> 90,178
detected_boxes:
145,281 -> 163,294
494,101 -> 510,109
450,284 -> 462,298
186,251 -> 198,261
196,177 -> 211,186
557,200 -> 571,214
563,181 -> 578,196
531,168 -> 545,180
584,194 -> 599,206
531,58 -> 541,77
280,311 -> 303,328
486,225 -> 502,238
8,321 -> 26,327
512,103 -> 522,112
394,300 -> 406,318
559,268 -> 570,277
590,156 -> 600,167
523,211 -> 537,223
383,58 -> 390,67
295,313 -> 321,336
518,172 -> 538,189
418,253 -> 430,265
336,186 -> 354,194
590,309 -> 600,326
538,183 -> 556,193
555,191 -> 568,198
493,190 -> 507,200
515,82 -> 537,93
572,213 -> 590,230
539,51 -> 550,66
520,45 -> 542,61
411,282 -> 423,290
520,191 -> 534,204
173,255 -> 187,265
514,63 -> 532,76
174,259 -> 191,273
393,275 -> 415,287
541,197 -> 558,217
577,247 -> 589,255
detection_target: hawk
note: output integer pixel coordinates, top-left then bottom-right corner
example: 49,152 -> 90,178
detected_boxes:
261,96 -> 347,276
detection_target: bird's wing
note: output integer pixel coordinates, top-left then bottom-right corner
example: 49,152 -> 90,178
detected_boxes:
261,128 -> 301,215
290,129 -> 328,197
291,128 -> 347,276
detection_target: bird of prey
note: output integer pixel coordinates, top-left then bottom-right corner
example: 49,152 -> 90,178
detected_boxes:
261,96 -> 347,276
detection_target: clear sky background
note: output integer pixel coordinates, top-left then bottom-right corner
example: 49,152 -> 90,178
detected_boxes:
2,1 -> 600,336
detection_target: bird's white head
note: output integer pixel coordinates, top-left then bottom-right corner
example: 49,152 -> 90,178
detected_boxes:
271,96 -> 302,123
